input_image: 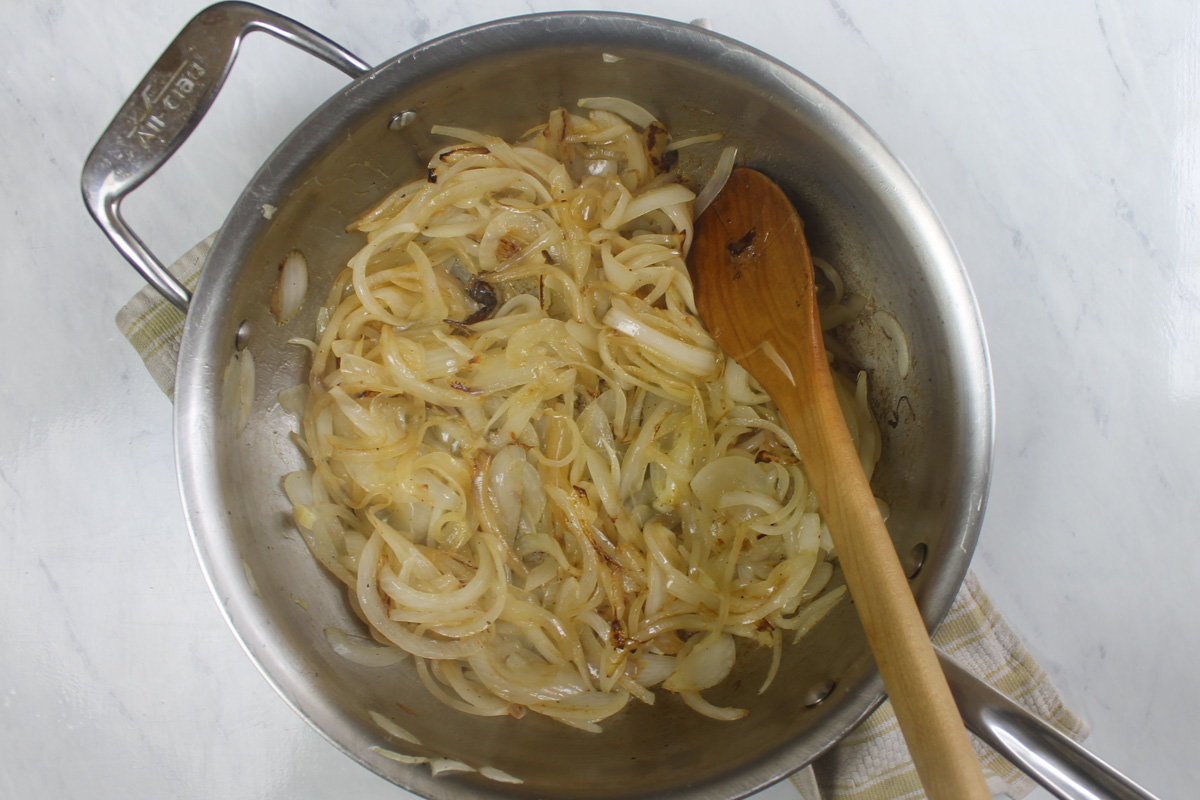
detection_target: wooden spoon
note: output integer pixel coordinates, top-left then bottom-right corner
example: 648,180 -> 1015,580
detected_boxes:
688,168 -> 990,800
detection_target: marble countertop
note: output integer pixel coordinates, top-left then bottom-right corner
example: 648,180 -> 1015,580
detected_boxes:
2,1 -> 1196,798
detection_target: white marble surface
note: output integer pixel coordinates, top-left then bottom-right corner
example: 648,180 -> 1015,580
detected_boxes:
1,1 -> 1196,798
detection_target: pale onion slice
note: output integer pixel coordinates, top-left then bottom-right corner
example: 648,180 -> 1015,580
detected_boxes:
603,301 -> 717,376
220,348 -> 255,436
759,340 -> 795,386
757,634 -> 783,694
663,633 -> 736,692
631,652 -> 676,687
370,746 -> 428,765
694,145 -> 738,216
578,96 -> 657,129
603,183 -> 696,229
665,132 -> 723,152
327,627 -> 409,668
277,383 -> 308,416
430,759 -> 475,776
690,456 -> 774,509
368,709 -> 422,745
281,470 -> 313,507
819,292 -> 868,330
479,766 -> 524,784
790,585 -> 848,644
241,560 -> 260,598
874,310 -> 911,379
679,690 -> 748,721
369,747 -> 478,778
271,249 -> 309,324
813,256 -> 845,304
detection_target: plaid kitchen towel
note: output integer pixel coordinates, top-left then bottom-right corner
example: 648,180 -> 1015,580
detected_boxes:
117,236 -> 1090,800
115,234 -> 214,400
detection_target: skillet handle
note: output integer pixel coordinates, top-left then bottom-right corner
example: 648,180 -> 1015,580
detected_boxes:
81,1 -> 370,312
936,649 -> 1161,800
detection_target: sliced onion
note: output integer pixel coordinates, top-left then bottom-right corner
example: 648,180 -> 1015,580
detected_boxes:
757,634 -> 783,694
271,249 -> 309,325
694,145 -> 737,216
665,132 -> 723,152
603,183 -> 696,229
236,349 -> 255,434
678,690 -> 747,721
790,585 -> 848,644
819,292 -> 868,330
286,337 -> 318,355
370,745 -> 479,776
220,348 -> 255,436
328,628 -> 409,668
690,456 -> 774,509
368,709 -> 422,744
430,758 -> 476,776
813,256 -> 845,303
631,652 -> 676,687
578,96 -> 657,129
663,633 -> 736,692
603,301 -> 717,376
282,470 -> 314,507
241,560 -> 260,598
759,340 -> 796,386
874,310 -> 911,379
488,444 -> 544,540
277,383 -> 308,416
370,746 -> 428,765
479,766 -> 524,784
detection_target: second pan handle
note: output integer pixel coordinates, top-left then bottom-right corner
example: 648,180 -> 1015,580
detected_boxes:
937,649 -> 1160,800
81,2 -> 370,312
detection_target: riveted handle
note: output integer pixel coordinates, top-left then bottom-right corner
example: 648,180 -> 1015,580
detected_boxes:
938,650 -> 1161,800
81,1 -> 370,311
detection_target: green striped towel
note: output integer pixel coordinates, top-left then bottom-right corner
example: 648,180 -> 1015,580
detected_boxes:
115,234 -> 214,400
117,236 -> 1089,800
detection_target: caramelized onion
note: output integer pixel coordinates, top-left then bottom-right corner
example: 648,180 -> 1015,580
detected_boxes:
287,104 -> 883,732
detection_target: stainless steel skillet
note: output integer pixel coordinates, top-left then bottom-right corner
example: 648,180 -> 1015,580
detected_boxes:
82,4 -> 1156,799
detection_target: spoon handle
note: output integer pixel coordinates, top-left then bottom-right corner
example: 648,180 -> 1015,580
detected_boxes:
770,382 -> 991,800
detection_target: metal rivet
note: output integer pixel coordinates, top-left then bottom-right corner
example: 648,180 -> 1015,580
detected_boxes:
235,320 -> 251,350
803,679 -> 835,708
389,110 -> 417,131
906,542 -> 928,579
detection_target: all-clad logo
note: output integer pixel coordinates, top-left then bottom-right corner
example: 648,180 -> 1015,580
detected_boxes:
127,58 -> 207,148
